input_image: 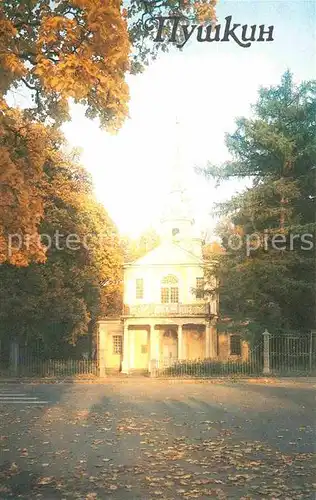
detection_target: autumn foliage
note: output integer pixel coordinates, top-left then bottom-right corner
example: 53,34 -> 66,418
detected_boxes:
0,99 -> 48,265
0,0 -> 218,267
0,0 -> 130,130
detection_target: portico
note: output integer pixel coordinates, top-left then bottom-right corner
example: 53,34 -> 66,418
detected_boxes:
121,315 -> 217,374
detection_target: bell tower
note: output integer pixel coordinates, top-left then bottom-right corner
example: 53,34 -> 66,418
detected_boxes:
160,119 -> 202,258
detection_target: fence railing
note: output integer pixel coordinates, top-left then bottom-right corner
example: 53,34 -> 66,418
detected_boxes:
152,354 -> 263,378
151,331 -> 316,377
0,359 -> 98,377
269,332 -> 316,374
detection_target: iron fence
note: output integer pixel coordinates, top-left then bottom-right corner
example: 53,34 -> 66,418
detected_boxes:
152,332 -> 316,377
269,332 -> 316,375
0,358 -> 98,378
153,344 -> 263,377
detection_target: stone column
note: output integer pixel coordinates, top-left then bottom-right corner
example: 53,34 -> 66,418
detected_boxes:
149,324 -> 159,374
178,324 -> 183,359
262,329 -> 270,375
182,328 -> 187,359
121,323 -> 129,374
129,329 -> 135,371
97,323 -> 107,377
210,318 -> 217,358
205,322 -> 211,358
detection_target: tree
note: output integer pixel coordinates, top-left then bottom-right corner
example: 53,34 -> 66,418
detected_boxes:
0,0 -> 217,266
202,72 -> 316,338
0,99 -> 54,266
1,0 -> 130,130
127,0 -> 217,69
0,145 -> 123,352
1,0 -> 217,129
122,227 -> 160,262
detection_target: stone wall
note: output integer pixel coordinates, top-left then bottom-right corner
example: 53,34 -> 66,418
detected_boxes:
217,333 -> 249,362
98,319 -> 123,374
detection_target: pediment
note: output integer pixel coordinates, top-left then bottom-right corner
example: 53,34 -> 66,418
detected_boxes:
125,241 -> 202,267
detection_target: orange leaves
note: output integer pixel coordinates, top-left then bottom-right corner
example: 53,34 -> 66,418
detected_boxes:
0,18 -> 16,42
0,103 -> 51,266
0,18 -> 25,90
1,53 -> 26,77
38,15 -> 78,46
1,0 -> 130,131
194,1 -> 217,23
178,0 -> 217,23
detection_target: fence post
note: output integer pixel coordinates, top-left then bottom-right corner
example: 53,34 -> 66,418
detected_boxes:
149,359 -> 158,377
310,330 -> 315,373
262,329 -> 271,375
10,340 -> 19,376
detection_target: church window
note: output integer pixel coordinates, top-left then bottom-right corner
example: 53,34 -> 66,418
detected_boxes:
170,287 -> 179,303
196,277 -> 204,299
161,275 -> 179,303
136,278 -> 144,299
230,335 -> 242,356
161,287 -> 169,303
113,336 -> 123,355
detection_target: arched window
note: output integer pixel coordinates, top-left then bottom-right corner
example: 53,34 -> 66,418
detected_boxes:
161,275 -> 179,304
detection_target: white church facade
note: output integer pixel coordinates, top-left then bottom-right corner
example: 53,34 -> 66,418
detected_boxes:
97,125 -> 248,374
97,213 -> 218,374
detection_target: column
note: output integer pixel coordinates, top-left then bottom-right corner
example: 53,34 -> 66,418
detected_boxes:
149,324 -> 159,373
178,324 -> 183,359
97,323 -> 107,377
121,323 -> 129,373
205,322 -> 211,359
182,328 -> 187,359
129,330 -> 135,370
262,329 -> 270,375
210,318 -> 217,358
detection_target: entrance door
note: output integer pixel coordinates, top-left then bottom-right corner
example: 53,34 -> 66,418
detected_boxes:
133,329 -> 149,370
162,330 -> 178,366
163,343 -> 177,359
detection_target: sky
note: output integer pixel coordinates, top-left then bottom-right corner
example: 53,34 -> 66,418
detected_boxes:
60,0 -> 316,239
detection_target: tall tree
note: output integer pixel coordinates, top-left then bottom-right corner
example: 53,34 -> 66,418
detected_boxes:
122,227 -> 160,262
1,0 -> 217,128
0,101 -> 55,266
202,72 -> 316,338
0,144 -> 123,352
0,0 -> 217,266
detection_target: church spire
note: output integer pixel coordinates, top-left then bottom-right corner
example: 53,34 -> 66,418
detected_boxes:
170,116 -> 182,192
160,117 -> 194,239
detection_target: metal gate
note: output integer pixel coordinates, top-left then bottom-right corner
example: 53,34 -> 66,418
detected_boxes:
270,332 -> 316,375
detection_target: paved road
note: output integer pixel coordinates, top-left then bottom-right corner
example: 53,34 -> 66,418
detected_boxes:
0,379 -> 315,499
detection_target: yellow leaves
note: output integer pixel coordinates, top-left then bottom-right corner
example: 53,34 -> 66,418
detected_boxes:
1,1 -> 130,131
32,3 -> 130,130
195,2 -> 217,23
0,53 -> 26,77
0,105 -> 52,266
0,18 -> 17,42
37,15 -> 80,47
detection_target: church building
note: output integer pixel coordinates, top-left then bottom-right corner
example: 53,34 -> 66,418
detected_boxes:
97,196 -> 218,374
97,125 -> 247,375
